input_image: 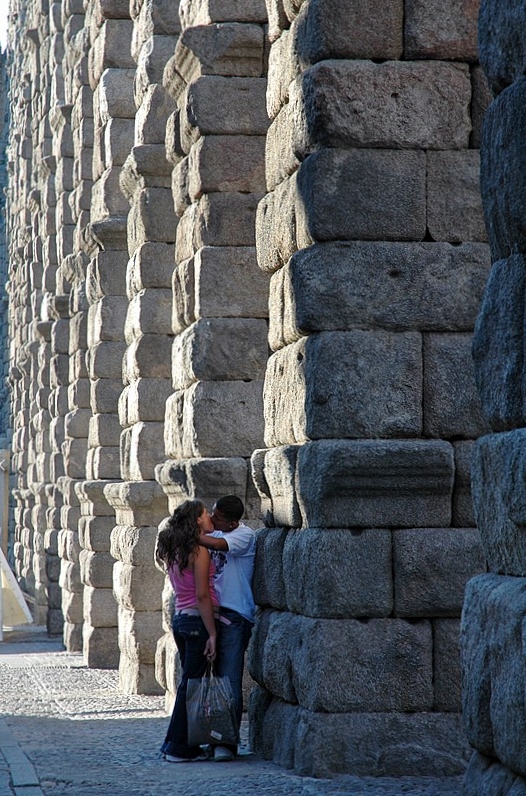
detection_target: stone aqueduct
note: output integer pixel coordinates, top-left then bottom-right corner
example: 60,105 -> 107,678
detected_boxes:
1,0 -> 523,785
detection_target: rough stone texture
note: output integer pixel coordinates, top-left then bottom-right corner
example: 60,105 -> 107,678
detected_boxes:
295,440 -> 455,529
423,333 -> 490,439
405,0 -> 479,61
156,456 -> 248,512
5,0 -> 489,780
453,441 -> 477,527
165,380 -> 264,458
434,619 -> 463,712
256,445 -> 301,528
265,63 -> 471,190
296,148 -> 427,242
293,60 -> 472,153
171,318 -> 268,389
292,0 -> 404,64
461,575 -> 526,776
179,76 -> 269,145
427,151 -> 487,243
393,528 -> 486,617
193,246 -> 269,319
251,610 -> 433,712
478,0 -> 526,95
472,431 -> 526,576
472,256 -> 526,431
252,526 -> 288,609
264,331 -> 423,444
471,66 -> 493,149
463,5 -> 526,787
480,79 -> 526,262
463,752 -> 526,796
270,242 -> 490,348
282,528 -> 393,618
252,696 -> 471,777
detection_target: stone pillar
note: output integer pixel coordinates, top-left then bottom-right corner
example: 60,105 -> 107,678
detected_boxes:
48,0 -> 92,654
74,0 -> 136,669
6,0 -> 62,630
154,0 -> 270,708
461,1 -> 526,793
46,1 -> 86,643
104,0 -> 179,696
0,53 -> 11,558
250,0 -> 490,777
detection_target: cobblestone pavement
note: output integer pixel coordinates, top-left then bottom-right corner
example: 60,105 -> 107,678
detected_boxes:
0,628 -> 464,796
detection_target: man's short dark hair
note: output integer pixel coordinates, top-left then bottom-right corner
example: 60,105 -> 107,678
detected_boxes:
215,495 -> 244,522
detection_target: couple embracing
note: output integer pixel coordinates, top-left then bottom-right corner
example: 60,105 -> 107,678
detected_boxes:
156,495 -> 256,763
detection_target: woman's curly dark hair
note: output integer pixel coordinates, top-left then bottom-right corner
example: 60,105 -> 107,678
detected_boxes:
156,499 -> 205,573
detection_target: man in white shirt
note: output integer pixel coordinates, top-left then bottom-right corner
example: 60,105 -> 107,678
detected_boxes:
198,495 -> 255,762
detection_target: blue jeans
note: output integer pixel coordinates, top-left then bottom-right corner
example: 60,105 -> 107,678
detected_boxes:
161,613 -> 211,759
215,608 -> 254,753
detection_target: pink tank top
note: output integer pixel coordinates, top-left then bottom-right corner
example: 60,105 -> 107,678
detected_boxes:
168,555 -> 219,612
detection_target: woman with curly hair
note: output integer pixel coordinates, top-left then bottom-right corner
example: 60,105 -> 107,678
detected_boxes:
157,499 -> 219,762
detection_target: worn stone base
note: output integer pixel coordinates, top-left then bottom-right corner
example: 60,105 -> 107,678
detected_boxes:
63,622 -> 83,653
249,689 -> 471,778
119,659 -> 163,696
464,751 -> 526,796
83,624 -> 119,670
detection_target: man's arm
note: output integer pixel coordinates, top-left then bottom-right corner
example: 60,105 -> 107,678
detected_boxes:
198,530 -> 229,552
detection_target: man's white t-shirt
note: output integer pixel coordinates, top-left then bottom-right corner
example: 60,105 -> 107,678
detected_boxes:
209,523 -> 256,623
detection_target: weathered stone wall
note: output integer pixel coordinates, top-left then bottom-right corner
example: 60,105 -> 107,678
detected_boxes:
4,0 -> 492,778
461,1 -> 526,793
0,50 -> 12,559
153,0 -> 269,710
248,0 -> 491,778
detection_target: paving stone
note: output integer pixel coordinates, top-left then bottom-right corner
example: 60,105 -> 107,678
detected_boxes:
0,634 -> 465,790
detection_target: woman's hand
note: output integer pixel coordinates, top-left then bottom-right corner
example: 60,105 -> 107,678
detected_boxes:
204,634 -> 216,662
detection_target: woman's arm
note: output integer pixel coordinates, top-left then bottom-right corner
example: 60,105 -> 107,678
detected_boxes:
193,546 -> 217,661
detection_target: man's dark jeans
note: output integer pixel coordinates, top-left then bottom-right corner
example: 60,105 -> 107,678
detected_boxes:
161,613 -> 210,759
215,607 -> 254,754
